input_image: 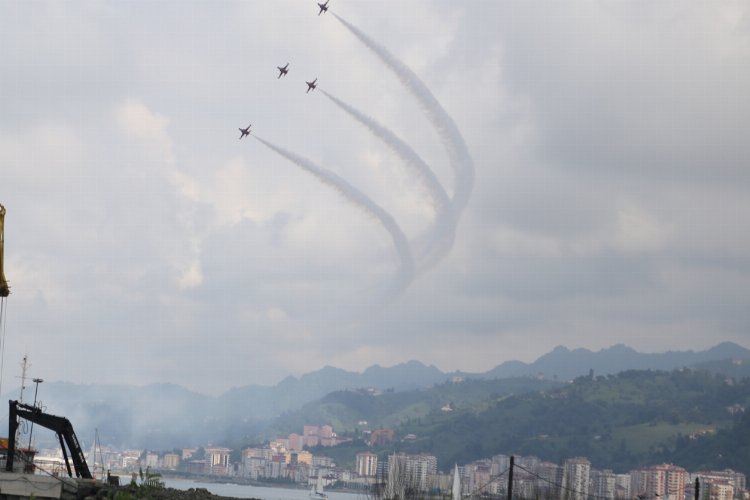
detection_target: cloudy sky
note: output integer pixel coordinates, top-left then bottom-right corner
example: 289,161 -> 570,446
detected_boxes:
1,1 -> 748,396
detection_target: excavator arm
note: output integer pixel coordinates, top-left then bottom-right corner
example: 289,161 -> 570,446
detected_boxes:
0,204 -> 9,297
6,400 -> 92,479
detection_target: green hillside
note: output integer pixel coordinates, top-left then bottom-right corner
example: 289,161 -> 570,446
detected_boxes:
265,377 -> 562,437
395,369 -> 750,473
257,369 -> 750,474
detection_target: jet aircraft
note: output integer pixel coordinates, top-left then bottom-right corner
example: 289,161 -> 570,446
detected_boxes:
306,78 -> 318,93
317,1 -> 329,15
239,124 -> 251,139
277,63 -> 289,79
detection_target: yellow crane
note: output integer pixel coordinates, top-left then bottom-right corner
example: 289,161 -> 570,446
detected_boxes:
0,203 -> 8,297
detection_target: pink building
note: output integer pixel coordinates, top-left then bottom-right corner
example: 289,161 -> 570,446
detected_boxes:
369,428 -> 395,447
644,464 -> 687,500
288,433 -> 303,452
303,425 -> 320,447
319,425 -> 335,447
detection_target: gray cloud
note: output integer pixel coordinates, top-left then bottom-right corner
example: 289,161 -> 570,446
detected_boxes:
1,1 -> 748,394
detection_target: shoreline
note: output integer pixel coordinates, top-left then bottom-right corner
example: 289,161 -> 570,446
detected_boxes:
159,473 -> 369,495
161,477 -> 367,500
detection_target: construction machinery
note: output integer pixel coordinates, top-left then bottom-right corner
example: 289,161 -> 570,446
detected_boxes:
5,400 -> 92,479
0,203 -> 9,297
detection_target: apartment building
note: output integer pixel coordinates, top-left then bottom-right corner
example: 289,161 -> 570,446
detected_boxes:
145,452 -> 159,468
162,453 -> 180,470
561,457 -> 591,500
270,438 -> 289,453
590,469 -> 618,500
491,454 -> 511,476
368,428 -> 395,447
704,480 -> 735,500
303,425 -> 320,447
242,455 -> 267,480
693,469 -> 746,494
645,464 -> 688,500
385,453 -> 439,496
537,461 -> 564,498
319,425 -> 335,447
615,473 -> 632,499
204,447 -> 232,476
463,459 -> 494,496
288,433 -> 303,452
356,451 -> 378,477
630,469 -> 649,499
285,450 -> 313,466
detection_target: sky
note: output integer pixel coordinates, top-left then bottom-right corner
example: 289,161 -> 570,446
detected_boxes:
1,1 -> 749,396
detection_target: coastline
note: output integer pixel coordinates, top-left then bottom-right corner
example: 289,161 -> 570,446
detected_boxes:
158,472 -> 368,496
163,478 -> 365,500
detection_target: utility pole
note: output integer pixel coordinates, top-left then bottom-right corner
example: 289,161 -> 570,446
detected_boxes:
694,477 -> 700,500
27,377 -> 43,450
507,455 -> 514,500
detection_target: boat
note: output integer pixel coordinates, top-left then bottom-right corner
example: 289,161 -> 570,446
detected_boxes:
310,474 -> 328,500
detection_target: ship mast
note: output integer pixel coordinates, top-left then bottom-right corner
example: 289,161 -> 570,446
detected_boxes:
15,354 -> 30,446
20,354 -> 29,402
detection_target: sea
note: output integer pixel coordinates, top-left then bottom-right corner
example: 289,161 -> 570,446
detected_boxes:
163,478 -> 366,500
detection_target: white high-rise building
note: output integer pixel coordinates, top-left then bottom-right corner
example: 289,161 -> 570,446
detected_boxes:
385,453 -> 438,496
590,469 -> 617,499
615,473 -> 632,499
356,452 -> 378,477
561,457 -> 590,500
538,461 -> 564,498
693,469 -> 746,494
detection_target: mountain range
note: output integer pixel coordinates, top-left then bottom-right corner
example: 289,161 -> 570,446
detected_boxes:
477,342 -> 749,380
1,342 -> 747,450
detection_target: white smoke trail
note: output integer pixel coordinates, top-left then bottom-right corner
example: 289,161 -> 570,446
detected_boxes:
320,89 -> 456,268
332,13 -> 475,221
254,135 -> 415,293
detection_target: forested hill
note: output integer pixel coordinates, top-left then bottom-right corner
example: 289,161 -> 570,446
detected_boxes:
265,377 -> 563,437
272,369 -> 750,475
396,369 -> 750,473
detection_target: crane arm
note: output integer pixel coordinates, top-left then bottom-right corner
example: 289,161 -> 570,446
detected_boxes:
6,400 -> 92,479
0,204 -> 8,297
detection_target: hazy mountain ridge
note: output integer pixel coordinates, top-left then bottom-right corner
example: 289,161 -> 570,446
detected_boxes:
223,341 -> 750,419
2,342 -> 747,450
471,342 -> 750,381
259,367 -> 750,476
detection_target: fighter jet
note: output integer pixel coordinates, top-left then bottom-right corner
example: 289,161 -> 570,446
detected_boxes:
306,78 -> 317,93
239,124 -> 251,139
277,63 -> 289,79
317,0 -> 329,15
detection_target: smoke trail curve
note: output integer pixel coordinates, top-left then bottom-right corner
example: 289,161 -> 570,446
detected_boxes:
332,13 -> 475,219
254,135 -> 416,293
320,89 -> 456,268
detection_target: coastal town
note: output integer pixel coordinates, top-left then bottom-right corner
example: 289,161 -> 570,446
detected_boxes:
30,423 -> 748,500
